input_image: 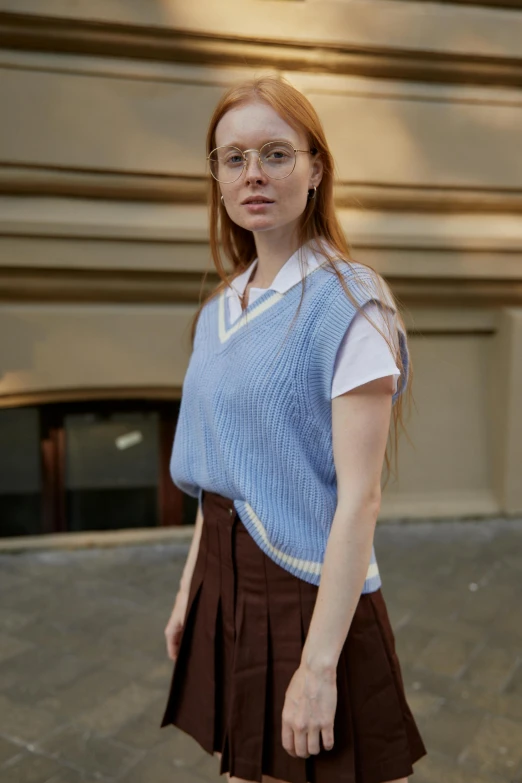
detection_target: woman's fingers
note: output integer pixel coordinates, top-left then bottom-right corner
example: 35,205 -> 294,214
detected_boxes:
306,727 -> 322,756
283,723 -> 335,759
321,726 -> 334,752
164,617 -> 183,661
282,720 -> 297,757
293,725 -> 309,759
167,636 -> 178,661
164,591 -> 189,660
165,636 -> 174,661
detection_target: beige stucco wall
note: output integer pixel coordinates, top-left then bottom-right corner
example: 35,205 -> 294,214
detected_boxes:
1,0 -> 521,518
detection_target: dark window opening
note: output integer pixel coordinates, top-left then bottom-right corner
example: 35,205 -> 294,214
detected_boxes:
0,398 -> 196,537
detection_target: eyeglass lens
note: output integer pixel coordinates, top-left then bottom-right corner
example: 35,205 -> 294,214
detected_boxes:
208,141 -> 296,183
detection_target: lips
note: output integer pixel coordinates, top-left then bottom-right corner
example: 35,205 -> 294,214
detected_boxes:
241,197 -> 274,205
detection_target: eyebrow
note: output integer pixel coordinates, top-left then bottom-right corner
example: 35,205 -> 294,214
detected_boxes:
216,138 -> 296,149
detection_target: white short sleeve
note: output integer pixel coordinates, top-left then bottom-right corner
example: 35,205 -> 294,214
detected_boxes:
331,301 -> 401,398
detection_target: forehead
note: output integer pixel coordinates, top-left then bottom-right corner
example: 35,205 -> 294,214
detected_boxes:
214,100 -> 305,148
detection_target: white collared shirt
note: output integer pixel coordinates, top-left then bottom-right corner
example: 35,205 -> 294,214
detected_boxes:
226,243 -> 400,397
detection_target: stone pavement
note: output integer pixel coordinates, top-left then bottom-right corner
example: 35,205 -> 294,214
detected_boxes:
1,517 -> 522,783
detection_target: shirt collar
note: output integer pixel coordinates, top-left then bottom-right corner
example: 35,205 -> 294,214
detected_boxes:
227,238 -> 332,299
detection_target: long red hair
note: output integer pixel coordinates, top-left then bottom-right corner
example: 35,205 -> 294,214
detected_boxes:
190,75 -> 413,489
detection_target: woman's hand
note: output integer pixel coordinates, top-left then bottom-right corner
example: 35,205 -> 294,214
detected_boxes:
164,588 -> 189,662
281,663 -> 337,758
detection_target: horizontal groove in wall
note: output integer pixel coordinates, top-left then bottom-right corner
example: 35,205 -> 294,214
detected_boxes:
407,329 -> 495,336
1,267 -> 522,307
1,11 -> 522,87
409,0 -> 522,9
2,166 -> 522,214
0,386 -> 183,408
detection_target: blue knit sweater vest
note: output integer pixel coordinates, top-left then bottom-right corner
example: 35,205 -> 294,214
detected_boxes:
170,258 -> 409,590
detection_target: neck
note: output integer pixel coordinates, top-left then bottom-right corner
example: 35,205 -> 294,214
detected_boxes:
250,225 -> 301,289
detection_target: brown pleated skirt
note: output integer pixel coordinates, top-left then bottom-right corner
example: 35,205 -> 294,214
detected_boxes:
160,489 -> 427,783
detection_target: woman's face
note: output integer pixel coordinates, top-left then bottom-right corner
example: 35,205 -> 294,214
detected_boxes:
213,99 -> 323,237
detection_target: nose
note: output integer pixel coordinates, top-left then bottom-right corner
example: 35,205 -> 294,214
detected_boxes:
244,151 -> 267,184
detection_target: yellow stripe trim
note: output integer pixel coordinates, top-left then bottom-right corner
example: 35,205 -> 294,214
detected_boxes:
218,290 -> 284,344
243,502 -> 379,582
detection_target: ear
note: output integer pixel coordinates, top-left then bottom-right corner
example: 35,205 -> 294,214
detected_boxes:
309,153 -> 324,189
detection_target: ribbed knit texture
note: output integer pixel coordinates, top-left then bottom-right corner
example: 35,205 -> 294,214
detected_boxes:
170,257 -> 409,590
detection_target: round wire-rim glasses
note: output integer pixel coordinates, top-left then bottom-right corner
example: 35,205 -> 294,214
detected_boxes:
207,140 -> 317,184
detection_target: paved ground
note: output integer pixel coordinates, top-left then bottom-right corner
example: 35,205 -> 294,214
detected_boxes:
1,518 -> 522,783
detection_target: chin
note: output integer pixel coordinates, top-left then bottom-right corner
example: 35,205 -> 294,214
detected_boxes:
237,216 -> 277,232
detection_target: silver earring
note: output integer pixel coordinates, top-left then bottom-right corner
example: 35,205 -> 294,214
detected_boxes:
220,195 -> 224,205
308,186 -> 317,200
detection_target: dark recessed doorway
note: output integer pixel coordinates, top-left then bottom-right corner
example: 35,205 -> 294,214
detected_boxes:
0,399 -> 197,537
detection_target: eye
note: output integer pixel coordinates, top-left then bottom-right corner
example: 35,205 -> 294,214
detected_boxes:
224,152 -> 244,166
265,148 -> 290,160
214,147 -> 244,167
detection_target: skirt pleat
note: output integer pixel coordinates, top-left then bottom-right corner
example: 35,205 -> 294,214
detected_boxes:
225,519 -> 269,781
160,490 -> 427,783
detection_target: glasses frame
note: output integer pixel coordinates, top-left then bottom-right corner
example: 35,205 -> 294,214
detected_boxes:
207,140 -> 317,184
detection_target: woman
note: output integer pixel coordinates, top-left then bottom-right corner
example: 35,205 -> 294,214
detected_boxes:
160,75 -> 427,783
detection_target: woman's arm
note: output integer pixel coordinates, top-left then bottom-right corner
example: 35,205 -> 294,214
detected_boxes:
282,374 -> 395,758
165,501 -> 205,661
301,374 -> 394,670
178,501 -> 205,596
